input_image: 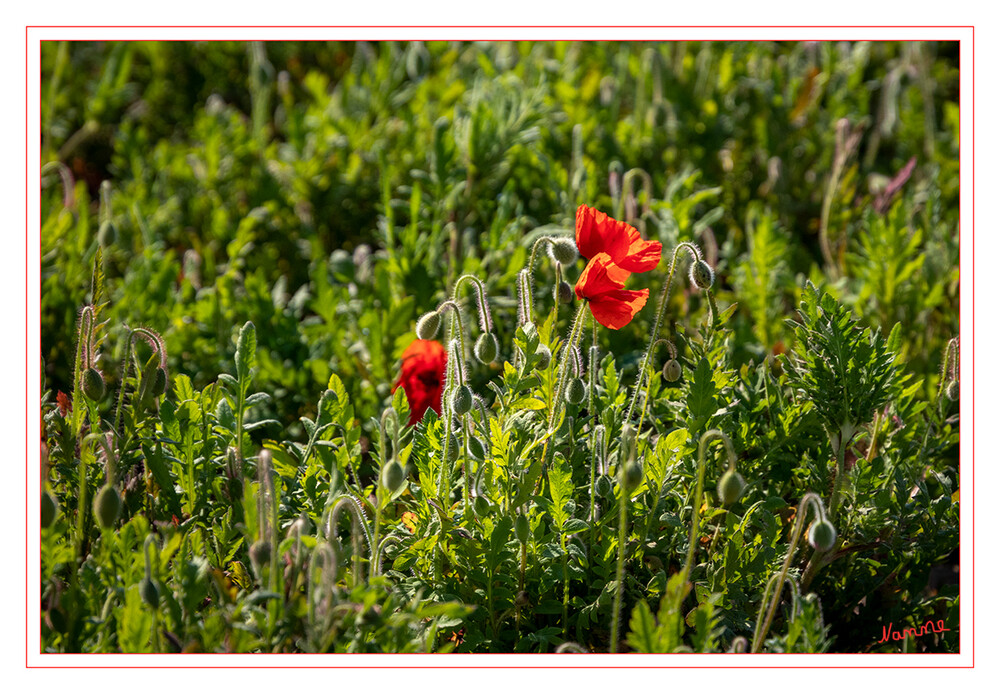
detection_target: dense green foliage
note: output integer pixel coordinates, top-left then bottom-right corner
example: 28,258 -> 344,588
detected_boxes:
40,40 -> 959,654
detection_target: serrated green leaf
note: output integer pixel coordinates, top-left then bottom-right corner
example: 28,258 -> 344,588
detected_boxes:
625,600 -> 662,653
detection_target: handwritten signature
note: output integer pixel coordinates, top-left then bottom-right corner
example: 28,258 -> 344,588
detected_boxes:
879,620 -> 951,644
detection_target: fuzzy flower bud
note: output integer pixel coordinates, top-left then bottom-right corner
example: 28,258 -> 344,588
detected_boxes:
452,385 -> 473,415
946,380 -> 959,402
690,259 -> 715,290
565,377 -> 586,405
82,367 -> 106,402
716,470 -> 746,506
662,359 -> 682,382
381,459 -> 405,493
514,513 -> 530,544
416,311 -> 441,340
549,237 -> 579,266
249,539 -> 271,568
621,460 -> 643,491
808,519 -> 838,552
139,577 -> 160,608
535,344 -> 552,371
474,332 -> 499,364
557,281 -> 574,304
93,484 -> 121,530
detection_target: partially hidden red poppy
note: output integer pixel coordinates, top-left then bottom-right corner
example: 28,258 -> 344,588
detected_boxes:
575,204 -> 662,273
575,252 -> 649,330
394,339 -> 447,425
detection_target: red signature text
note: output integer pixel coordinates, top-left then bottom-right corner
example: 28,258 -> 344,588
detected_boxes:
879,620 -> 951,643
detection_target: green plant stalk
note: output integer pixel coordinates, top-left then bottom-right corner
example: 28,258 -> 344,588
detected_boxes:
751,573 -> 800,651
800,432 -> 850,591
625,242 -> 701,425
588,327 -> 599,530
752,492 -> 824,653
71,306 -> 94,436
74,444 -> 90,563
436,301 -> 469,499
150,602 -> 161,653
609,482 -> 629,653
548,303 -> 590,428
517,540 -> 526,639
561,531 -> 570,638
681,430 -> 737,585
827,426 -> 852,520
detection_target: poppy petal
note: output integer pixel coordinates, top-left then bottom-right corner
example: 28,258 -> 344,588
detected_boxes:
575,205 -> 631,262
575,253 -> 631,300
618,229 -> 663,273
395,339 -> 447,424
588,288 -> 650,330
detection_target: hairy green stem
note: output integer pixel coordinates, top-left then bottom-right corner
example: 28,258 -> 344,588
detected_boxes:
624,242 -> 701,425
680,430 -> 735,585
751,492 -> 826,653
609,480 -> 629,653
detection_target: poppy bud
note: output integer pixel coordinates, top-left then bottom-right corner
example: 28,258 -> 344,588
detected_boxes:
535,344 -> 552,370
557,281 -> 574,304
447,434 -> 460,463
97,220 -> 117,247
474,333 -> 499,364
549,238 -> 579,266
452,385 -> 473,415
416,311 -> 441,340
596,475 -> 612,497
566,378 -> 586,405
381,459 -> 406,493
249,540 -> 271,568
662,359 -> 682,382
468,436 -> 488,460
808,519 -> 838,552
946,380 -> 959,402
41,491 -> 58,529
82,367 -> 105,402
139,577 -> 160,608
93,484 -> 121,530
716,470 -> 745,506
514,513 -> 530,544
621,460 -> 643,491
152,367 -> 167,397
474,496 -> 491,517
515,590 -> 531,607
690,260 -> 715,290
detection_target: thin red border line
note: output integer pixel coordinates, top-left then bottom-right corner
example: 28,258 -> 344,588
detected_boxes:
25,28 -> 972,667
25,24 -> 975,28
969,24 -> 974,670
24,23 -> 29,673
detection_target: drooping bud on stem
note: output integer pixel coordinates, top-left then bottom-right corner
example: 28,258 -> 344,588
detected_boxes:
474,332 -> 499,364
689,259 -> 715,290
416,311 -> 441,340
548,237 -> 579,266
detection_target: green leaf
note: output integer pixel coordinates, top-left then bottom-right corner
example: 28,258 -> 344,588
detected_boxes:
686,357 -> 718,428
625,600 -> 662,653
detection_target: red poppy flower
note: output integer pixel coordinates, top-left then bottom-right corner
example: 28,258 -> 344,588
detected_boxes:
575,204 -> 662,273
394,339 -> 447,425
575,252 -> 649,330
